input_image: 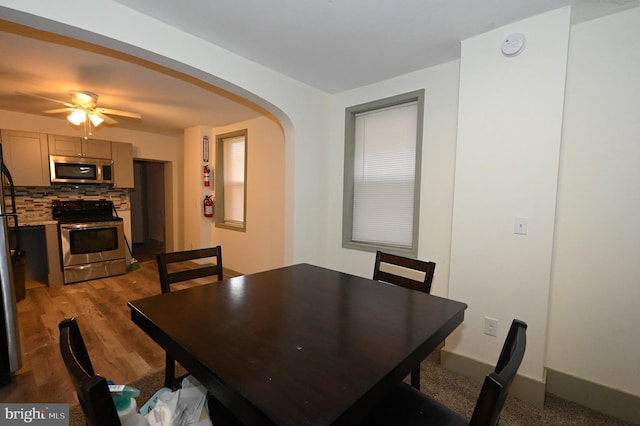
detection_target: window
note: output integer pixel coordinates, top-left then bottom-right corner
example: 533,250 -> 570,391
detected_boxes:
215,129 -> 247,231
343,90 -> 424,256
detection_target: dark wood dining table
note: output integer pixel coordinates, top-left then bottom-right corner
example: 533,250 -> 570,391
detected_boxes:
128,263 -> 467,425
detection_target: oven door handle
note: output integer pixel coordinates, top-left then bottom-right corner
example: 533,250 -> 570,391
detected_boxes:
59,220 -> 123,230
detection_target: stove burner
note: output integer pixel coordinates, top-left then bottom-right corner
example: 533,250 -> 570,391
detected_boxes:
52,199 -> 120,223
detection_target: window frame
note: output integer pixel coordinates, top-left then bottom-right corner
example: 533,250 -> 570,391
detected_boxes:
342,90 -> 424,257
215,129 -> 248,232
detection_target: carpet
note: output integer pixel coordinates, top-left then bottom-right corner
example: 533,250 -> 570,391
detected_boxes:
69,354 -> 635,425
417,353 -> 635,425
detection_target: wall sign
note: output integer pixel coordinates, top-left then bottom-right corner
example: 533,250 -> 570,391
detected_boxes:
203,136 -> 209,162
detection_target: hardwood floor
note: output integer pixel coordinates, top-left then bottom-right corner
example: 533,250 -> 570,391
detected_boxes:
0,260 -> 167,404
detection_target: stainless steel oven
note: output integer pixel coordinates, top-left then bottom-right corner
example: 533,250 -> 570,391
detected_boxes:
53,200 -> 126,284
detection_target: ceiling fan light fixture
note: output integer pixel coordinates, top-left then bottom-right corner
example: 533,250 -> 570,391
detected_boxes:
73,91 -> 99,109
67,110 -> 86,126
89,113 -> 104,127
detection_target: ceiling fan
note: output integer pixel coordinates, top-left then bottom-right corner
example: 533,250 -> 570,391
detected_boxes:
22,90 -> 142,138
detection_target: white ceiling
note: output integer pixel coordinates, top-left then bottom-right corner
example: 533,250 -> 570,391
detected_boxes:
1,0 -> 638,137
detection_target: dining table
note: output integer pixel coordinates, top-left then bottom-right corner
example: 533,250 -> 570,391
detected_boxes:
128,263 -> 467,425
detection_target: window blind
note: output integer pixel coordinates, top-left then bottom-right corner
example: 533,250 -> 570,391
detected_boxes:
222,135 -> 245,224
351,101 -> 417,247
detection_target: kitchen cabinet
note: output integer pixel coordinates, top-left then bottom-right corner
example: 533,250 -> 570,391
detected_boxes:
111,141 -> 134,188
48,134 -> 112,158
0,130 -> 51,187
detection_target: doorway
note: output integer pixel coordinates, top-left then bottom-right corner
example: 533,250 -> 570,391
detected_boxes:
131,160 -> 166,262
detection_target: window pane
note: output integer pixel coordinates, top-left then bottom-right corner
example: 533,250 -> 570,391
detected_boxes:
352,102 -> 417,247
223,136 -> 245,223
342,90 -> 424,256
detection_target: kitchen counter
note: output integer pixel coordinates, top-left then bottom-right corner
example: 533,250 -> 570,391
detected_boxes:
18,219 -> 58,227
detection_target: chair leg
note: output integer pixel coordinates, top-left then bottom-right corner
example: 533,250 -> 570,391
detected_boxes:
411,364 -> 420,390
165,353 -> 176,389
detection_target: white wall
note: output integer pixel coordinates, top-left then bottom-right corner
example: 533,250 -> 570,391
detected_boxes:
180,118 -> 285,274
447,8 -> 570,383
210,116 -> 286,274
183,126 -> 213,250
326,60 -> 461,297
548,7 -> 640,396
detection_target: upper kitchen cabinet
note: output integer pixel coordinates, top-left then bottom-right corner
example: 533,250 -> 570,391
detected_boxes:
0,130 -> 51,187
48,135 -> 112,159
111,142 -> 134,188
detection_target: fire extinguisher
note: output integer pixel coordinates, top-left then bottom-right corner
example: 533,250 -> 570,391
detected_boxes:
203,195 -> 214,218
203,165 -> 211,187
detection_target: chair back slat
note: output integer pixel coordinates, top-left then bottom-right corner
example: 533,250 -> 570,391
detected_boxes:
373,251 -> 436,294
374,270 -> 428,293
157,246 -> 223,294
165,266 -> 222,285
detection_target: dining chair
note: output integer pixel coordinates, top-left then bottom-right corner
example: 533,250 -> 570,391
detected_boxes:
156,245 -> 223,388
60,317 -> 241,426
359,319 -> 528,426
59,317 -> 122,426
373,250 -> 436,389
373,251 -> 436,294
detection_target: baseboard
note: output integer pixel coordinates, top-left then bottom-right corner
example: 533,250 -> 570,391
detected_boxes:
440,348 -> 546,409
546,369 -> 640,425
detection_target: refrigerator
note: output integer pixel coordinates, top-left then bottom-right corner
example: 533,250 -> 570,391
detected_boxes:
0,144 -> 21,386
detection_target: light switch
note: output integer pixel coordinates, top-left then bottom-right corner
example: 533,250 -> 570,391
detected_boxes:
514,217 -> 528,235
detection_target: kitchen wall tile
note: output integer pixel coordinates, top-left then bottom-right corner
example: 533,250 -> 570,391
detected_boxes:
5,184 -> 130,222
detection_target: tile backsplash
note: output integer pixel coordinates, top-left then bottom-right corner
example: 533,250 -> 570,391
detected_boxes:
5,184 -> 130,223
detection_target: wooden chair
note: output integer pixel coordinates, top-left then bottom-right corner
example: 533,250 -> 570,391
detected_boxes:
59,317 -> 121,426
359,319 -> 528,426
373,250 -> 436,389
60,317 -> 241,426
156,245 -> 223,388
373,251 -> 436,294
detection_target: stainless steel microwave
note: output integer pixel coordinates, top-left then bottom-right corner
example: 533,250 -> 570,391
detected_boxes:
49,155 -> 114,184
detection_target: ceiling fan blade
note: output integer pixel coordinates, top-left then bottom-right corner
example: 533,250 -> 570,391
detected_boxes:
94,112 -> 118,125
95,107 -> 141,120
43,107 -> 76,114
17,91 -> 75,108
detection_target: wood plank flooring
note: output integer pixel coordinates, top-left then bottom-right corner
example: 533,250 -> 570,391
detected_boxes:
0,260 -> 171,404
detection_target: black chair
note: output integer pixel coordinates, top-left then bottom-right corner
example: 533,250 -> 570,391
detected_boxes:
373,251 -> 436,294
60,317 -> 240,426
359,319 -> 528,426
156,245 -> 223,388
59,317 -> 121,426
373,250 -> 436,389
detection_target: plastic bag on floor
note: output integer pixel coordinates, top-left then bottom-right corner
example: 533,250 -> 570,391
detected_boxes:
142,375 -> 212,426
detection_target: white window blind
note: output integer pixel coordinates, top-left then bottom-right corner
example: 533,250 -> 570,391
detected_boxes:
352,102 -> 417,247
222,135 -> 245,224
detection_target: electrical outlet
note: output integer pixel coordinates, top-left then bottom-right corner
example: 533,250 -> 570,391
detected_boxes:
484,317 -> 498,337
